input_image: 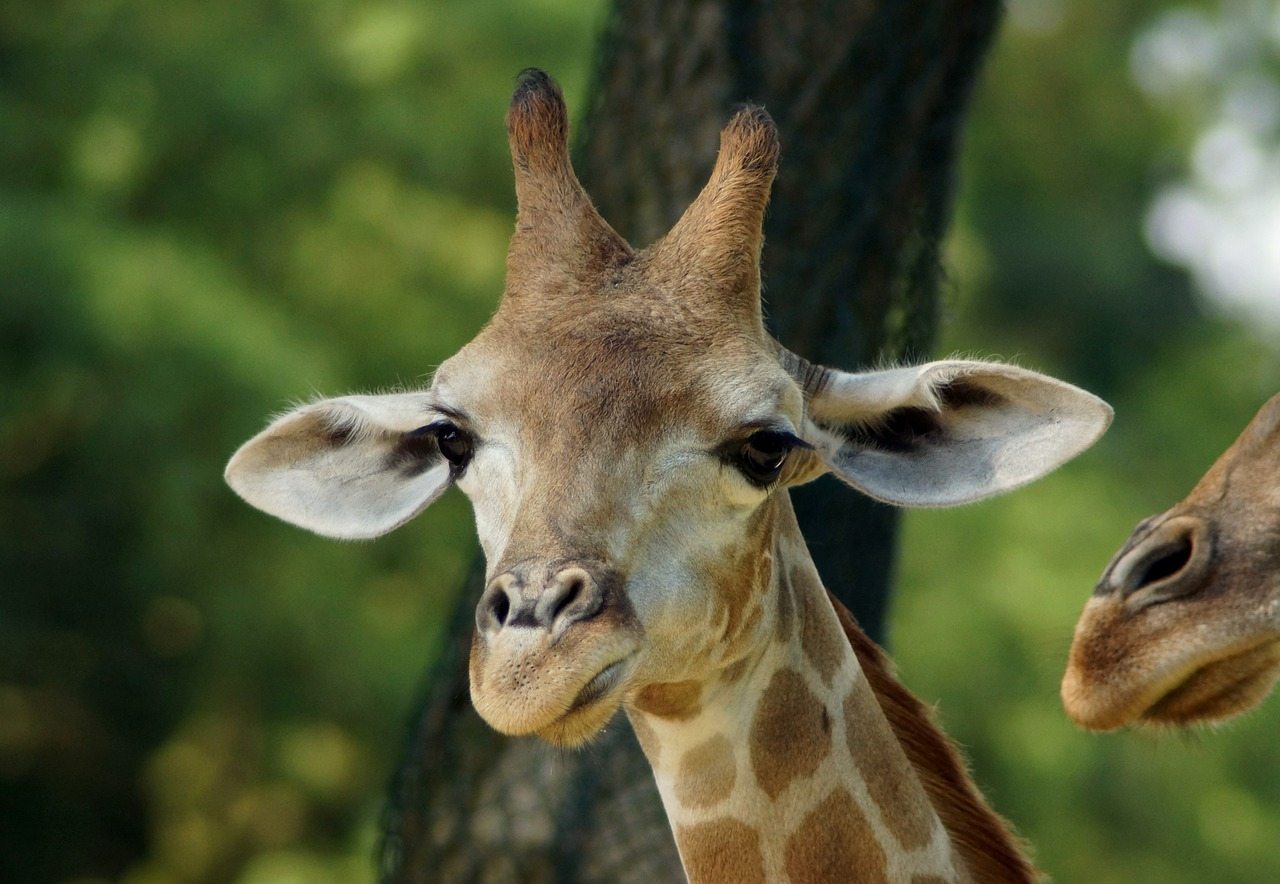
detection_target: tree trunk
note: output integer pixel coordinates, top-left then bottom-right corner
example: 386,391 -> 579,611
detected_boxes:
380,1 -> 1001,880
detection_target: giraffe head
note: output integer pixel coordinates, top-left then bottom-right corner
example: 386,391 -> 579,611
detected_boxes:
226,70 -> 1112,747
1063,393 -> 1280,730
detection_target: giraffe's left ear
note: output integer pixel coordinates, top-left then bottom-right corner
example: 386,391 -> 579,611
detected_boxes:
800,360 -> 1112,507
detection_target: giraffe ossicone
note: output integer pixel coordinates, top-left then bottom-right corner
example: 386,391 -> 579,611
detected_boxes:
227,69 -> 1111,882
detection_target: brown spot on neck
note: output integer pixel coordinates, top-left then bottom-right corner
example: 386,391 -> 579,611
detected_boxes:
634,680 -> 703,720
675,733 -> 736,809
828,592 -> 1037,882
749,668 -> 831,799
676,818 -> 766,884
708,505 -> 777,655
844,685 -> 934,850
784,789 -> 887,884
794,563 -> 847,686
774,559 -> 794,643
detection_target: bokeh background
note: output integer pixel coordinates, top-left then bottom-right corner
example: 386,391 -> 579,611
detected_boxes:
4,1 -> 1280,882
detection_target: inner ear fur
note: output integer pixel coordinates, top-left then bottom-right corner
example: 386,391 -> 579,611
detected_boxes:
225,393 -> 452,540
803,361 -> 1112,507
837,377 -> 1006,454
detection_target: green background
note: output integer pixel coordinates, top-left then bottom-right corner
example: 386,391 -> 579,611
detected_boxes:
3,1 -> 1279,882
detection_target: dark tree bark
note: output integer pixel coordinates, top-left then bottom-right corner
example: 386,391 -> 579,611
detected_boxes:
380,1 -> 1001,880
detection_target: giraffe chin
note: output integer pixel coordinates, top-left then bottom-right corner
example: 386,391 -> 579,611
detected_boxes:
470,649 -> 638,747
533,692 -> 628,747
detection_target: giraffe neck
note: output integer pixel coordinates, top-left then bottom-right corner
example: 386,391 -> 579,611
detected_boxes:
626,496 -> 990,883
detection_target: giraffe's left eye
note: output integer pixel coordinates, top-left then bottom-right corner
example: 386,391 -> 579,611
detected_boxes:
735,431 -> 804,486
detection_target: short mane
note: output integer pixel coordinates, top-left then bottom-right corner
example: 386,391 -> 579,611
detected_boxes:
827,592 -> 1038,883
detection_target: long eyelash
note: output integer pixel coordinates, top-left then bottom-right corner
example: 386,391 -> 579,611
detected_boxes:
767,431 -> 814,451
410,420 -> 457,437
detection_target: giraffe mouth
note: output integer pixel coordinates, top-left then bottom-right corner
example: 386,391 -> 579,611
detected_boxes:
567,656 -> 631,714
1141,639 -> 1280,726
534,653 -> 637,747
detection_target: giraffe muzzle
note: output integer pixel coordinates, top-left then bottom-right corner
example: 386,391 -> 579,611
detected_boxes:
468,561 -> 643,744
476,564 -> 605,642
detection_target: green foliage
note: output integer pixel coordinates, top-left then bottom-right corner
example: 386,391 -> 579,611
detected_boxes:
3,0 -> 1280,882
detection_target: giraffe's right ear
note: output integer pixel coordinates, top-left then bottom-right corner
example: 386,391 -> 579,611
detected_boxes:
225,393 -> 454,540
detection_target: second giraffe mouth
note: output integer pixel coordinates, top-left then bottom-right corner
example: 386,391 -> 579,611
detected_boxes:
1143,638 -> 1280,725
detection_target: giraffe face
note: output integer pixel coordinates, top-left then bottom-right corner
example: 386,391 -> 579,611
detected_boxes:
438,300 -> 814,745
224,69 -> 1111,750
1063,392 -> 1280,730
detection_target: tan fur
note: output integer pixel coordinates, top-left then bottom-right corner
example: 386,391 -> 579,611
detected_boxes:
630,711 -> 662,760
844,688 -> 935,850
647,107 -> 779,322
503,69 -> 632,298
720,657 -> 751,685
830,595 -> 1039,883
774,562 -> 795,642
707,505 -> 775,657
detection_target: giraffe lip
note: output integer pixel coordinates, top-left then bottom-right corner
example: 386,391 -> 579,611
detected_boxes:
1141,638 -> 1280,725
566,654 -> 634,715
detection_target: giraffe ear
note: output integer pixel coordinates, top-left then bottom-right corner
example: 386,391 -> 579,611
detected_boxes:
225,393 -> 454,539
802,361 -> 1112,507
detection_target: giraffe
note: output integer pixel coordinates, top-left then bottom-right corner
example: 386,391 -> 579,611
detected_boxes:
1063,393 -> 1280,731
225,71 -> 1112,881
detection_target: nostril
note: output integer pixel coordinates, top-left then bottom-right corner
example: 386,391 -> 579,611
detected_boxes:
478,566 -> 608,636
1132,538 -> 1194,591
489,590 -> 511,628
537,568 -> 604,634
548,575 -> 584,622
476,576 -> 518,635
1111,516 -> 1209,602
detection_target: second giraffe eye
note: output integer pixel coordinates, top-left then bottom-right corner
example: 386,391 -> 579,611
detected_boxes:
736,431 -> 802,486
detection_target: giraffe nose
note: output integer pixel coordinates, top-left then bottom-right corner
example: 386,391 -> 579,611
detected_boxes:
476,565 -> 605,640
1097,515 -> 1213,606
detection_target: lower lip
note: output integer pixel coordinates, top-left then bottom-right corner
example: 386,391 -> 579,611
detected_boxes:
1146,640 -> 1280,721
568,658 -> 629,714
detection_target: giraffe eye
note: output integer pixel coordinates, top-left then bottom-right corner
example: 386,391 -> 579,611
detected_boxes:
431,422 -> 474,469
736,430 -> 802,486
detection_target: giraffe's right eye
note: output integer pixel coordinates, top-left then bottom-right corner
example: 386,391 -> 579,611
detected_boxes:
734,430 -> 807,487
432,422 -> 474,469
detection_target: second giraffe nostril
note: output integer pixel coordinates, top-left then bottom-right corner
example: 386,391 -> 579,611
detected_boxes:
1131,537 -> 1194,592
1113,516 -> 1209,602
